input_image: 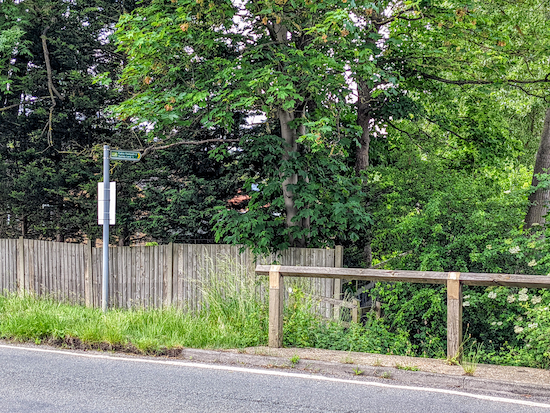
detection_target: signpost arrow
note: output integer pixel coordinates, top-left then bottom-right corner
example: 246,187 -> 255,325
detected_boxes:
110,150 -> 141,161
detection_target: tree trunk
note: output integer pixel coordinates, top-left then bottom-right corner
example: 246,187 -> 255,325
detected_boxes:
525,108 -> 550,229
21,215 -> 27,238
118,225 -> 129,247
278,108 -> 305,247
355,78 -> 373,266
355,79 -> 372,175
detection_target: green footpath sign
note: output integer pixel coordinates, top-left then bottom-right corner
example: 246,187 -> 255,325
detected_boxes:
110,150 -> 141,161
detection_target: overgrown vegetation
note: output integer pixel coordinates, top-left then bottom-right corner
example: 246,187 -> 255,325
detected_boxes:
3,274 -> 550,369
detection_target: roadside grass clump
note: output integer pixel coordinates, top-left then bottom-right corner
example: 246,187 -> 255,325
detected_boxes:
0,258 -> 270,352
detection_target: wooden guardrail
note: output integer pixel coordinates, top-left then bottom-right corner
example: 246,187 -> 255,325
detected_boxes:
255,265 -> 550,360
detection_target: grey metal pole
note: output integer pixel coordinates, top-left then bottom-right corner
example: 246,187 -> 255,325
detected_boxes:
102,145 -> 110,312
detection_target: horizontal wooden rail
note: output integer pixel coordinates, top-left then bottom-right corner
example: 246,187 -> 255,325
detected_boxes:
256,265 -> 550,360
256,265 -> 550,288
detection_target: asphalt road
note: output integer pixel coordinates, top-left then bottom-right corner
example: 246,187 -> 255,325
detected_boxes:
0,345 -> 548,413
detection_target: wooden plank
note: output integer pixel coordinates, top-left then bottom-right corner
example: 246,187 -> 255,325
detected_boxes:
164,243 -> 173,307
121,246 -> 127,308
178,244 -> 185,309
110,247 -> 116,307
460,272 -> 550,288
268,265 -> 284,348
35,241 -> 41,296
173,244 -> 179,308
42,241 -> 48,296
0,240 -> 4,292
305,295 -> 358,309
27,240 -> 34,293
70,243 -> 76,302
334,245 -> 343,308
257,265 -> 550,289
0,240 -> 5,292
2,240 -> 7,292
144,246 -> 150,307
64,242 -> 69,301
52,241 -> 57,300
256,265 -> 450,284
1,240 -> 6,292
154,245 -> 160,308
117,247 -> 123,308
85,243 -> 92,307
138,246 -> 144,307
11,239 -> 17,293
351,298 -> 360,323
447,273 -> 463,361
17,237 -> 24,293
92,247 -> 99,307
130,247 -> 137,308
192,244 -> 198,311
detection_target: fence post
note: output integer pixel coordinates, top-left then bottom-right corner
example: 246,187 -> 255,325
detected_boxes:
268,265 -> 283,347
163,242 -> 174,308
447,272 -> 462,361
351,298 -> 360,323
17,236 -> 24,294
84,242 -> 93,307
333,245 -> 343,320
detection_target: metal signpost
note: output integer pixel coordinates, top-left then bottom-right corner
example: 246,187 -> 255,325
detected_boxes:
100,145 -> 141,312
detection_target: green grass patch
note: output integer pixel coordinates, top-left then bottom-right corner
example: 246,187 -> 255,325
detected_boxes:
0,293 -> 267,353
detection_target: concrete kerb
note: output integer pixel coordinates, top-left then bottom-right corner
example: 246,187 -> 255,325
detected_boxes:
180,348 -> 550,398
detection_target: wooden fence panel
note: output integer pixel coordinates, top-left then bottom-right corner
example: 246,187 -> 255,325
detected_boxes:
0,239 -> 17,293
0,239 -> 338,311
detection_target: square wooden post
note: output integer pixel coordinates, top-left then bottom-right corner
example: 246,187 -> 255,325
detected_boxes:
333,245 -> 343,320
268,265 -> 283,348
447,272 -> 462,361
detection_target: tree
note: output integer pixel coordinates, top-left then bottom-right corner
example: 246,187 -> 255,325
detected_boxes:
114,0 -> 370,252
114,0 -> 550,256
0,0 -> 138,241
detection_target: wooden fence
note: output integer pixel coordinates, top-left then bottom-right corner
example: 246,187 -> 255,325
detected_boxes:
0,238 -> 343,311
257,264 -> 550,360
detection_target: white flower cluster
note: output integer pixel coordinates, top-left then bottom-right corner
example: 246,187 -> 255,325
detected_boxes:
518,288 -> 529,302
509,246 -> 521,254
528,260 -> 537,267
462,301 -> 470,307
531,296 -> 542,305
488,291 -> 497,299
514,326 -> 524,334
491,321 -> 503,326
507,295 -> 516,303
528,323 -> 538,329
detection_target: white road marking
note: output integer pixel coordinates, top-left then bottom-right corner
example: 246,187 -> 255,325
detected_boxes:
1,344 -> 549,409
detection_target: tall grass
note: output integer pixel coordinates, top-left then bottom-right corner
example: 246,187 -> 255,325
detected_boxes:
0,258 -> 410,358
0,257 -> 269,353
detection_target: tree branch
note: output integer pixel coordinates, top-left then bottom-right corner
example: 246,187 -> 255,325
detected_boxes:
0,103 -> 21,113
141,136 -> 240,159
0,96 -> 52,112
41,27 -> 63,101
425,118 -> 465,141
420,71 -> 550,86
41,26 -> 63,147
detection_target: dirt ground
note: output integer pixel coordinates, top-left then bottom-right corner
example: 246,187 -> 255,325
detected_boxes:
229,346 -> 550,388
